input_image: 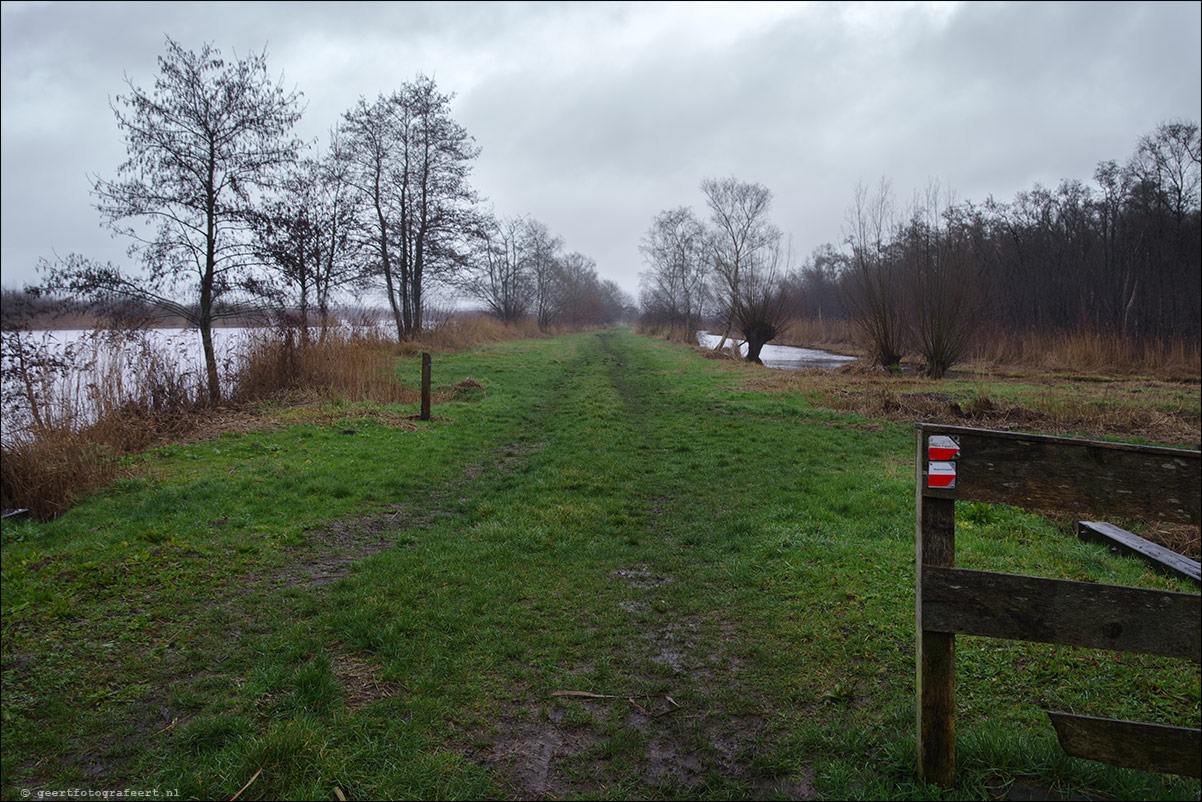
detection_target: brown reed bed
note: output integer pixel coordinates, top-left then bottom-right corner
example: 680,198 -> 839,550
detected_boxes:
967,327 -> 1201,379
776,316 -> 859,354
231,327 -> 420,406
770,316 -> 1200,379
400,313 -> 543,354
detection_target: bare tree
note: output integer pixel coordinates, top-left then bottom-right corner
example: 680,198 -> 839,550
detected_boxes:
340,95 -> 405,341
463,213 -> 532,323
553,251 -> 601,328
1133,120 -> 1201,221
341,76 -> 480,340
313,130 -> 367,340
42,37 -> 303,402
787,243 -> 846,320
249,144 -> 363,343
395,76 -> 480,337
843,178 -> 907,370
597,279 -> 635,324
1128,120 -> 1201,336
638,206 -> 708,340
733,235 -> 796,363
524,219 -> 564,331
700,177 -> 776,351
902,183 -> 982,378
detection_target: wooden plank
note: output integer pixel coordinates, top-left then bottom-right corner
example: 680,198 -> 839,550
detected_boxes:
1078,521 -> 1201,586
916,423 -> 957,788
917,424 -> 1201,525
921,566 -> 1202,660
1047,712 -> 1202,778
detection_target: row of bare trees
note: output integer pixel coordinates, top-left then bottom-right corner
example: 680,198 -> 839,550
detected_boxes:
832,121 -> 1199,375
840,179 -> 984,376
639,177 -> 797,363
32,36 -> 618,403
643,121 -> 1200,377
973,120 -> 1200,340
460,215 -> 630,330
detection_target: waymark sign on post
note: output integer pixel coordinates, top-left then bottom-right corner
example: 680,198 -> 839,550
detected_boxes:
926,435 -> 959,489
927,462 -> 957,489
927,435 -> 960,461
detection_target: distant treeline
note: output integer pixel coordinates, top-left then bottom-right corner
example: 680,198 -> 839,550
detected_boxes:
641,120 -> 1200,374
0,288 -> 388,332
1,288 -> 91,329
791,121 -> 1201,340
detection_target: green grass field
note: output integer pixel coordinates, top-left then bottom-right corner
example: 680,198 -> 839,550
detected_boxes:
2,329 -> 1199,800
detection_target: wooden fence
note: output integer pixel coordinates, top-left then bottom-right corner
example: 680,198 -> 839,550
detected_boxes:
915,423 -> 1201,787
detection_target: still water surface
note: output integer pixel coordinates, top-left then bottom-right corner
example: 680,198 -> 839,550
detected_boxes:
695,331 -> 857,370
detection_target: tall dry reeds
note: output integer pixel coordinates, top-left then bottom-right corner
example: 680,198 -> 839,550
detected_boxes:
0,430 -> 125,521
776,316 -> 858,352
969,327 -> 1201,378
1,328 -> 209,519
230,314 -> 546,403
764,317 -> 1199,378
635,320 -> 700,344
231,326 -> 419,405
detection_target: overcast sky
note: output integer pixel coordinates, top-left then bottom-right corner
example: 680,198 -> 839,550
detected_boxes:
2,0 -> 1200,304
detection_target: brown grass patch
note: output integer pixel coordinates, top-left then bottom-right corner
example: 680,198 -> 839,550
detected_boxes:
741,366 -> 1201,447
330,649 -> 406,708
1143,524 -> 1201,561
755,317 -> 1200,379
231,327 -> 419,406
0,431 -> 125,520
391,313 -> 543,355
776,316 -> 859,354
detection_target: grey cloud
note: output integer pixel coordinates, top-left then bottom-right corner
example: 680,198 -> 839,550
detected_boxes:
2,1 -> 1199,299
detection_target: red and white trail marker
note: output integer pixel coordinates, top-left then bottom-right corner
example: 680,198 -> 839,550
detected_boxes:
927,435 -> 960,461
927,461 -> 957,489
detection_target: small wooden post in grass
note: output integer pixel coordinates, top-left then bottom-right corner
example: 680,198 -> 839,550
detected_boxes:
420,352 -> 432,421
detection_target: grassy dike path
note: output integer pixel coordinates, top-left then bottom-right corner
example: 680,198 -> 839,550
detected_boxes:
2,329 -> 1199,800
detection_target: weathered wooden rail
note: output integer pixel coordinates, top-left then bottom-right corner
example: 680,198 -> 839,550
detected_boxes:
915,423 -> 1201,787
1076,520 -> 1200,586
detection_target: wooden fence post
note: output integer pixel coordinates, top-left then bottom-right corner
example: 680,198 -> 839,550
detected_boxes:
420,352 -> 432,421
917,426 -> 956,787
